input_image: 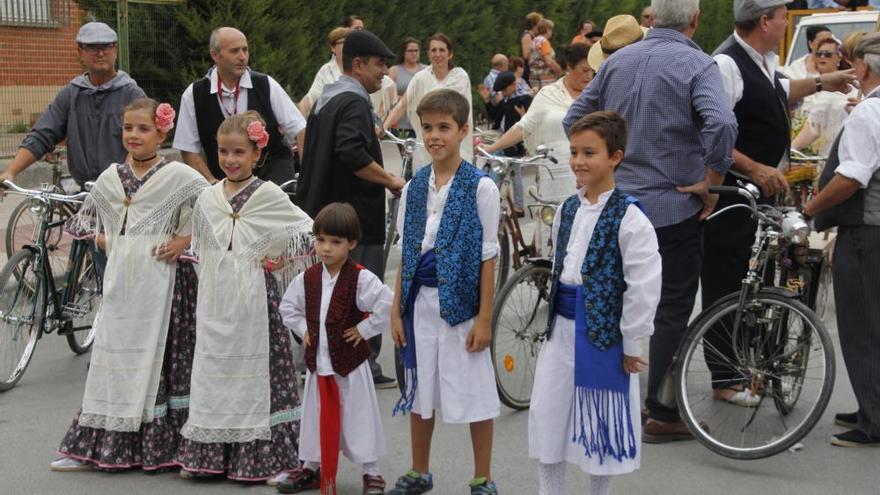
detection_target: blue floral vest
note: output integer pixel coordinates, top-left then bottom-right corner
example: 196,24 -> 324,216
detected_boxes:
399,161 -> 485,326
546,189 -> 639,350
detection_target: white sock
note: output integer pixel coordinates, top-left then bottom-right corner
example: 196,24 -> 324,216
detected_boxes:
303,461 -> 320,471
538,462 -> 566,495
589,475 -> 612,495
362,461 -> 380,477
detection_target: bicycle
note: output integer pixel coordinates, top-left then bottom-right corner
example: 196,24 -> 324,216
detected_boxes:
475,146 -> 557,290
381,130 -> 420,272
674,183 -> 835,459
0,180 -> 101,391
488,185 -> 558,410
5,147 -> 79,277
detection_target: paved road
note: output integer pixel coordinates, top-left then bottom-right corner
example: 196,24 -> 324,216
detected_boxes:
0,156 -> 877,494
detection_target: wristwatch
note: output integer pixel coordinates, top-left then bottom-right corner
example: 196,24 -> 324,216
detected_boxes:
815,76 -> 823,93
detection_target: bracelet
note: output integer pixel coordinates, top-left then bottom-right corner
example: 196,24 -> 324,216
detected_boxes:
815,76 -> 823,93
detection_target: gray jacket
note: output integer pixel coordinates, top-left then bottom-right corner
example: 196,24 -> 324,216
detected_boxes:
20,71 -> 146,183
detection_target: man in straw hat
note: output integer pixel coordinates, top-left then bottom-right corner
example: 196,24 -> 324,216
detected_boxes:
586,14 -> 648,72
805,32 -> 880,448
564,0 -> 738,444
703,0 -> 856,408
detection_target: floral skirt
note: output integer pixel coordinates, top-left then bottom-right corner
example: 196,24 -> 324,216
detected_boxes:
57,262 -> 198,470
174,272 -> 301,481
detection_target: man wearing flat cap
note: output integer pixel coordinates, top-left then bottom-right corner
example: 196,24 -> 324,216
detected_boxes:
805,33 -> 880,448
702,0 -> 856,407
1,22 -> 145,187
295,30 -> 406,388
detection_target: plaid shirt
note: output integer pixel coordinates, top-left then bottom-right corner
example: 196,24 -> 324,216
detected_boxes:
563,29 -> 737,228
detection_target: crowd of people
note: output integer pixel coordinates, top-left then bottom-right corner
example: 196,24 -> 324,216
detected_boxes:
1,0 -> 879,494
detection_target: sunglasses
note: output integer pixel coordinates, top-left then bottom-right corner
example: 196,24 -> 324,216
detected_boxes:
815,50 -> 838,59
80,43 -> 117,53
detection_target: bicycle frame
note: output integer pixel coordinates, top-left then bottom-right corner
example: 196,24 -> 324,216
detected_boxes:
382,131 -> 419,267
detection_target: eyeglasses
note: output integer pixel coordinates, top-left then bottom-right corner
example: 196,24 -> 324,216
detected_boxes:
815,50 -> 838,59
80,43 -> 116,53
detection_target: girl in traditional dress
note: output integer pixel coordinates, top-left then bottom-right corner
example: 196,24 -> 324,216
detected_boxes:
51,98 -> 207,472
175,111 -> 313,482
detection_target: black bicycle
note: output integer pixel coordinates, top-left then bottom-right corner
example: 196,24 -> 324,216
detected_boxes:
0,180 -> 101,391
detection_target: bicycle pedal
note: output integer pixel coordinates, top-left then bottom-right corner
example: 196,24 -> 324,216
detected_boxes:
62,303 -> 91,317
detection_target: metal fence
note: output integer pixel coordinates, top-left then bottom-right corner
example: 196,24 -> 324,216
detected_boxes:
0,0 -> 181,158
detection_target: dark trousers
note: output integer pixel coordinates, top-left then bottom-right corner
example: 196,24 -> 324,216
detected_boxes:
645,213 -> 703,422
833,226 -> 880,436
350,243 -> 387,379
700,189 -> 757,390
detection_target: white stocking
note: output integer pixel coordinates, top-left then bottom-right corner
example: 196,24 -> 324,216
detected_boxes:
538,462 -> 566,495
589,475 -> 612,495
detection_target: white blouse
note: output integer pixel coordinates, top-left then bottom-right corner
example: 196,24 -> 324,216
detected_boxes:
551,188 -> 663,357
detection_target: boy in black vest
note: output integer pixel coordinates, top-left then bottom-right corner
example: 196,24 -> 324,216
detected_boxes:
279,203 -> 393,494
389,90 -> 501,495
530,112 -> 661,495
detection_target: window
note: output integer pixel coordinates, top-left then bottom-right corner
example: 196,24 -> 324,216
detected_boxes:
0,0 -> 62,27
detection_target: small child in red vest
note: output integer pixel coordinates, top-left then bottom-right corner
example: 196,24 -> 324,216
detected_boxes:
279,202 -> 392,495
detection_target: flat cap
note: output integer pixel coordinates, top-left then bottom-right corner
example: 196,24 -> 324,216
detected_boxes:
493,71 -> 516,92
854,32 -> 880,58
734,0 -> 789,23
343,30 -> 395,59
76,22 -> 118,44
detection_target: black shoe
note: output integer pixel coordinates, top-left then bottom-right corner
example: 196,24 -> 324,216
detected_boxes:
373,374 -> 398,389
835,412 -> 858,429
831,429 -> 880,448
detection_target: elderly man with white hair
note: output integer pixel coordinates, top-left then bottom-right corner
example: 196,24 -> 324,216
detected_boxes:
805,33 -> 880,448
563,0 -> 738,444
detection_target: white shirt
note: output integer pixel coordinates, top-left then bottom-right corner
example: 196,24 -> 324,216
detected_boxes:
173,68 -> 306,153
301,60 -> 398,119
836,87 -> 880,188
396,166 -> 500,261
781,54 -> 816,81
280,264 -> 393,376
550,188 -> 663,357
714,31 -> 791,110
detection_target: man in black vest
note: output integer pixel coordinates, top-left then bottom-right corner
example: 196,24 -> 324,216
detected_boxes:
173,27 -> 306,185
805,33 -> 880,448
706,0 -> 855,404
296,30 -> 406,388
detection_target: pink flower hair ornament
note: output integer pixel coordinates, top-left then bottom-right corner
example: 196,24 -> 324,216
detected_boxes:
155,103 -> 175,133
247,120 -> 270,149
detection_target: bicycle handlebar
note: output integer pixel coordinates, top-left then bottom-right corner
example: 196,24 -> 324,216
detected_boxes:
1,180 -> 89,204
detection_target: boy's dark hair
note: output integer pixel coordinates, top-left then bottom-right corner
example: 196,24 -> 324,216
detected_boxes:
416,88 -> 470,129
569,111 -> 628,156
313,202 -> 361,241
509,56 -> 525,71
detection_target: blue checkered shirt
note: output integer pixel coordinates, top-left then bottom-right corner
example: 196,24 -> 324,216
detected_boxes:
563,29 -> 737,228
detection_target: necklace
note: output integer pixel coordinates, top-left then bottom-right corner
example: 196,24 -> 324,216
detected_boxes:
227,173 -> 254,183
131,154 -> 158,163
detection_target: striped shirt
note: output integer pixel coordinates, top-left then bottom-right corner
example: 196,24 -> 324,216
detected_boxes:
563,28 -> 737,228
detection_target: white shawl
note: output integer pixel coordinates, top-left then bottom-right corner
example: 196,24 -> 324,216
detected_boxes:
77,161 -> 207,432
405,66 -> 474,167
183,181 -> 313,443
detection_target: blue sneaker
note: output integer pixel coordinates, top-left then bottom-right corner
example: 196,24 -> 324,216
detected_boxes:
470,477 -> 498,494
387,470 -> 433,494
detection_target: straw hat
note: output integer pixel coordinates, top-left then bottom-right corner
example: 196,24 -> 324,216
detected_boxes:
587,15 -> 647,71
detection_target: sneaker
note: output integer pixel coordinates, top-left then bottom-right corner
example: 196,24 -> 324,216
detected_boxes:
363,474 -> 387,495
277,467 -> 321,493
831,429 -> 880,448
470,477 -> 498,494
373,374 -> 398,389
50,457 -> 91,472
387,470 -> 433,495
835,412 -> 858,429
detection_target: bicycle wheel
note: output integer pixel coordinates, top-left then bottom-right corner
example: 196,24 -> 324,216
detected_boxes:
65,249 -> 101,354
676,290 -> 835,459
814,258 -> 834,322
491,262 -> 551,410
0,249 -> 46,391
5,200 -> 75,278
496,228 -> 510,290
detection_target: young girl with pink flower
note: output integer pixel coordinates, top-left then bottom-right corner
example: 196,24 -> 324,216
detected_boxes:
52,98 -> 209,472
175,111 -> 314,483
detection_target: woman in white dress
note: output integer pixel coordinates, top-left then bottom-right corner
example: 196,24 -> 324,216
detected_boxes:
383,33 -> 473,167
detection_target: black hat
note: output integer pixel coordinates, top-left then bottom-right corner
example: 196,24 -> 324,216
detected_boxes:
493,71 -> 517,92
343,30 -> 395,59
585,29 -> 604,39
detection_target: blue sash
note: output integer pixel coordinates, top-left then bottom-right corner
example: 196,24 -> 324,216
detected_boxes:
555,283 -> 637,464
393,249 -> 438,416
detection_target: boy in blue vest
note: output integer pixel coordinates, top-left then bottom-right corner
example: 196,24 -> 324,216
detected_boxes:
389,89 -> 502,495
529,112 -> 661,495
